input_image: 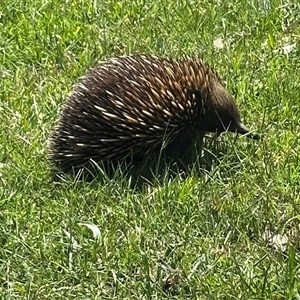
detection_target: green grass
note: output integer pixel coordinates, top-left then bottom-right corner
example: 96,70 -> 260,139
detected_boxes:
1,0 -> 300,298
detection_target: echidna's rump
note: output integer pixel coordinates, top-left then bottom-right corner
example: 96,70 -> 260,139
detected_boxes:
49,54 -> 257,172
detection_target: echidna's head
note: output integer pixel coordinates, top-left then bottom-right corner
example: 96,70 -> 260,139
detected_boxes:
204,78 -> 257,138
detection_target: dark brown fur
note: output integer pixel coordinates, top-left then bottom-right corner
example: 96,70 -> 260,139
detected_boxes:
49,54 -> 257,172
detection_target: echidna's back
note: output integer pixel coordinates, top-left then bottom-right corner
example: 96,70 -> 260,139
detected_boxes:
49,55 -> 210,171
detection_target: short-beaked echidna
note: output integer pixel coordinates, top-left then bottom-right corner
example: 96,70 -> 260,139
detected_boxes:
49,54 -> 258,172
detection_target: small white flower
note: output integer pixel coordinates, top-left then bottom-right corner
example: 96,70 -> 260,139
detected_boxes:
213,37 -> 225,50
282,43 -> 296,55
263,228 -> 289,252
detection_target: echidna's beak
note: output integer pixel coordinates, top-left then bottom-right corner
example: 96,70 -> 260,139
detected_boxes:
237,123 -> 260,140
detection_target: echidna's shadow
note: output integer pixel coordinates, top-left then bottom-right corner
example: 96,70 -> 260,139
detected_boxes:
52,134 -> 227,191
128,134 -> 224,190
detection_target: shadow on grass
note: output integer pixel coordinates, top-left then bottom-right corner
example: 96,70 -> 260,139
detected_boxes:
50,133 -> 233,191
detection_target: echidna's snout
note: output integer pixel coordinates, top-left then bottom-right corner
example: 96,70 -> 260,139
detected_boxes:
236,122 -> 260,140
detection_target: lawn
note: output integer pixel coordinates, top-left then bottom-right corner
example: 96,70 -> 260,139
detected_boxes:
1,0 -> 300,299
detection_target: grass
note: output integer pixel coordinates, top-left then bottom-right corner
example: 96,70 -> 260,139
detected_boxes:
1,0 -> 300,298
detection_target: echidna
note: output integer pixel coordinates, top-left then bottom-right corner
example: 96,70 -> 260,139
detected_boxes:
49,54 -> 258,172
